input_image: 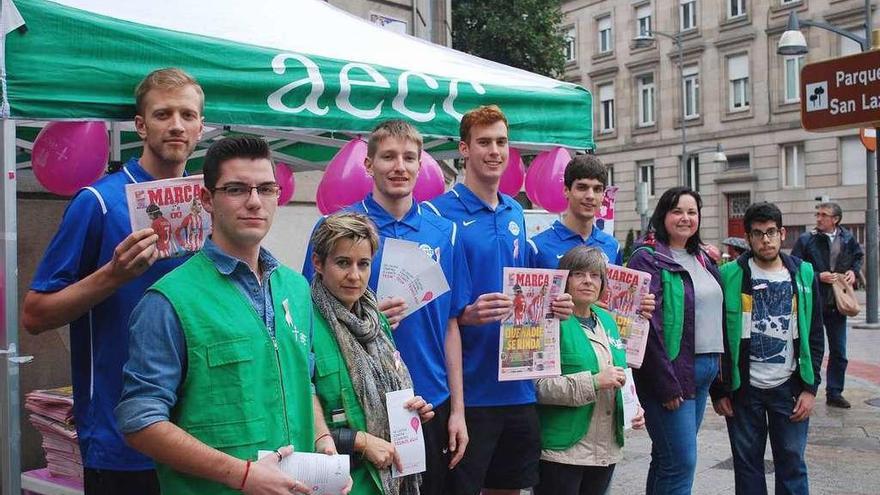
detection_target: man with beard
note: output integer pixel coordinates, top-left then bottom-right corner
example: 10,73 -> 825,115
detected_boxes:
792,202 -> 863,408
712,202 -> 824,495
23,68 -> 205,495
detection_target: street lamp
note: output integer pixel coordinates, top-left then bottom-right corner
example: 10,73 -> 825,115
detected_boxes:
633,30 -> 727,221
777,9 -> 880,327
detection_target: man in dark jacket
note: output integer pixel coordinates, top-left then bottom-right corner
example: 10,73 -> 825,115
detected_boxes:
792,202 -> 863,408
712,202 -> 824,495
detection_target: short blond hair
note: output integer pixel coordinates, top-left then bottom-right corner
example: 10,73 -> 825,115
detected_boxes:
367,120 -> 423,158
311,212 -> 380,264
135,68 -> 204,116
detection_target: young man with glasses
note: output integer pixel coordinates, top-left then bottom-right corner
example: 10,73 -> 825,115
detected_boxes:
116,136 -> 342,494
711,202 -> 824,494
23,68 -> 204,495
792,202 -> 863,408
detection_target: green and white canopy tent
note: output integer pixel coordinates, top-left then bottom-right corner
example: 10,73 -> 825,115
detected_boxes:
0,0 -> 592,490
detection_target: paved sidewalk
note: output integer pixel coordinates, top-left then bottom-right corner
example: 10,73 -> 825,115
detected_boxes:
610,322 -> 880,494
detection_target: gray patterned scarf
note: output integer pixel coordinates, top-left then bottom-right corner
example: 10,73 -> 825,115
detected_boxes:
310,277 -> 419,495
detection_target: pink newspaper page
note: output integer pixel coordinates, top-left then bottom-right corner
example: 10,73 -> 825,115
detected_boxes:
498,267 -> 568,381
125,175 -> 210,259
599,265 -> 652,368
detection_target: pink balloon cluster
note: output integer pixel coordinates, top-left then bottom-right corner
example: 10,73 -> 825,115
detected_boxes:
315,138 -> 372,215
275,162 -> 296,205
498,147 -> 525,197
31,122 -> 109,196
524,147 -> 572,213
412,150 -> 445,202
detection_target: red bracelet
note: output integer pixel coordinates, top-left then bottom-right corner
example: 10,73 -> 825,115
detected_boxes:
239,460 -> 252,491
314,432 -> 332,446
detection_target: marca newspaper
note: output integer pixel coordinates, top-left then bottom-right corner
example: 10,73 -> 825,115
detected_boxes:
125,175 -> 210,259
599,265 -> 651,368
498,267 -> 567,381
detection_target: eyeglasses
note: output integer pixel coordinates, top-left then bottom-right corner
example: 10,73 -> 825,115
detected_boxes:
748,228 -> 781,241
212,182 -> 281,199
569,271 -> 602,282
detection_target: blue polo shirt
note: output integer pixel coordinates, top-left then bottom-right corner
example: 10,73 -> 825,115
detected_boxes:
423,183 -> 533,407
30,157 -> 190,471
302,194 -> 471,405
527,219 -> 620,269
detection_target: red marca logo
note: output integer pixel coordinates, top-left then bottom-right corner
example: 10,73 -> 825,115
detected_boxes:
801,50 -> 880,131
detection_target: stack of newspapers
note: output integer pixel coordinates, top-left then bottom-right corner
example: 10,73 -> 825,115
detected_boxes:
25,386 -> 82,480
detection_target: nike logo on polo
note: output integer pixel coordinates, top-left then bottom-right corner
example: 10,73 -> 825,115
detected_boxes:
556,254 -> 564,259
463,220 -> 477,226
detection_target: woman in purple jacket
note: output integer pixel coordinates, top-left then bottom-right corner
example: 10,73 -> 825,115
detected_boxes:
626,187 -> 724,495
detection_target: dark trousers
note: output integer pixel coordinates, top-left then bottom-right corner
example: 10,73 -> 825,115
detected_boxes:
725,379 -> 810,495
823,309 -> 848,397
534,460 -> 615,495
420,399 -> 451,495
84,468 -> 159,495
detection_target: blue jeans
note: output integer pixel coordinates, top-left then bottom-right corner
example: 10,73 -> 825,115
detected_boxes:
642,353 -> 719,495
823,309 -> 848,397
726,379 -> 810,495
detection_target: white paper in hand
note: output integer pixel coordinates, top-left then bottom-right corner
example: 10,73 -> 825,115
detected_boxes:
377,238 -> 450,320
385,388 -> 426,478
622,368 -> 640,430
257,450 -> 349,495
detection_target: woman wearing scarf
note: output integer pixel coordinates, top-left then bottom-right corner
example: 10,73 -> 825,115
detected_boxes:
310,212 -> 433,495
534,246 -> 645,495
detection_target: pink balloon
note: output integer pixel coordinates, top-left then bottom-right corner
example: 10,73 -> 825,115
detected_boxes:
499,148 -> 525,197
529,147 -> 572,213
315,180 -> 332,215
524,153 -> 547,206
275,162 -> 295,205
413,151 -> 445,202
317,138 -> 372,214
31,121 -> 109,196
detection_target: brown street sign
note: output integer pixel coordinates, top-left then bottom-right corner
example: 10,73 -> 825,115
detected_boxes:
801,49 -> 880,131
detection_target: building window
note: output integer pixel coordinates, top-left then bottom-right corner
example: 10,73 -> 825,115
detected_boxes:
598,16 -> 613,53
680,0 -> 697,31
728,54 -> 750,111
607,165 -> 615,187
781,0 -> 799,4
636,4 -> 652,37
682,65 -> 700,119
726,153 -> 750,170
564,26 -> 576,62
637,74 -> 655,127
684,155 -> 700,191
728,0 -> 746,18
639,161 -> 655,196
783,143 -> 805,187
783,55 -> 804,103
841,136 -> 872,185
599,83 -> 615,133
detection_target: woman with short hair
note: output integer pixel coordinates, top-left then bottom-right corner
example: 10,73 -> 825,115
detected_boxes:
534,246 -> 645,495
310,212 -> 433,495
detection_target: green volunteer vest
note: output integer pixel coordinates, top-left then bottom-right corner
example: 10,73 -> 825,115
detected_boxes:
629,246 -> 685,360
312,307 -> 394,495
719,260 -> 816,391
537,306 -> 627,451
151,252 -> 315,495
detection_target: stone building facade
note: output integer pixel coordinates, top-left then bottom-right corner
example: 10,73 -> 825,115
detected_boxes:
561,0 -> 876,248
